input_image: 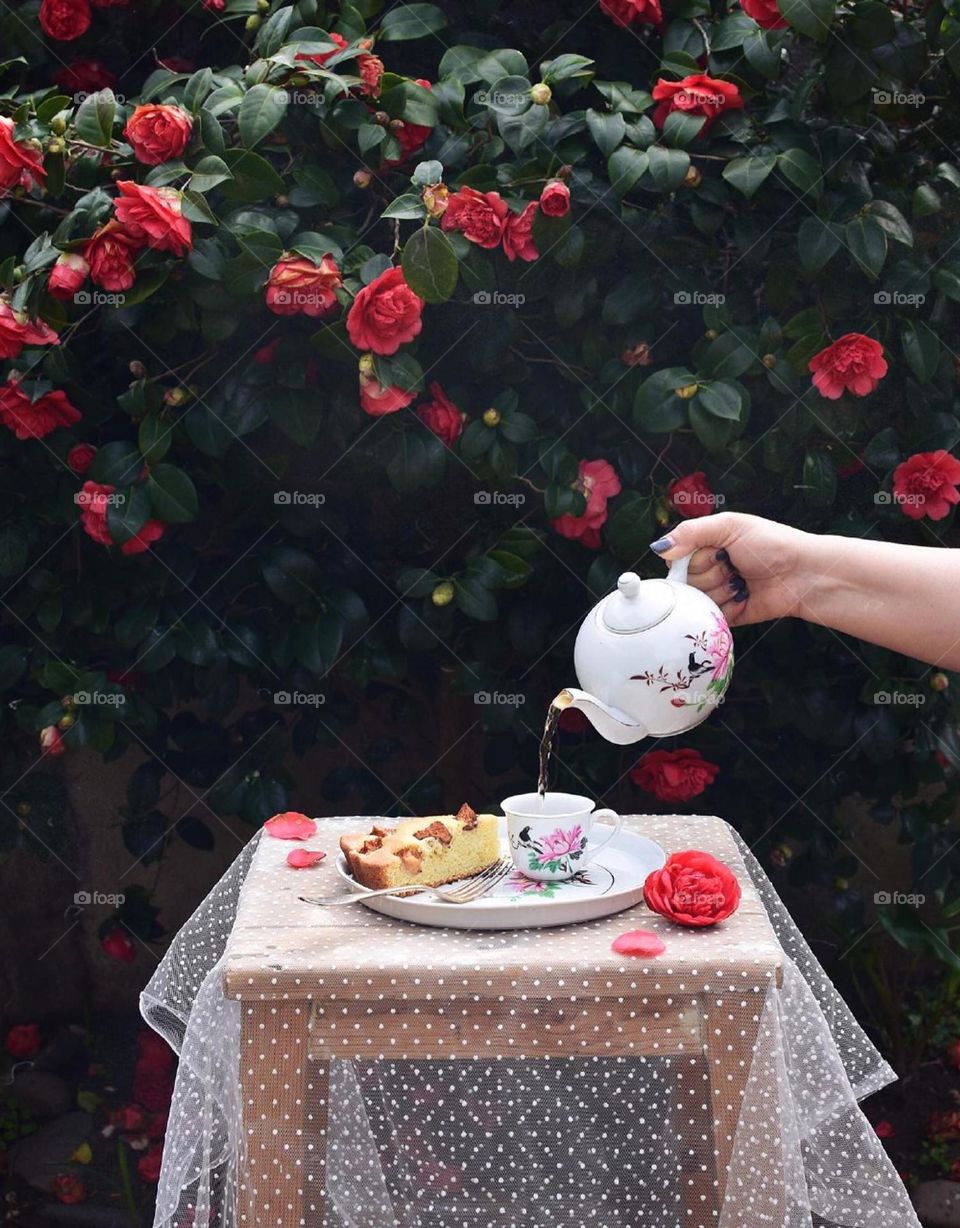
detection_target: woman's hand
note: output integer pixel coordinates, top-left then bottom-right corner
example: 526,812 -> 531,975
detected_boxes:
650,512 -> 816,626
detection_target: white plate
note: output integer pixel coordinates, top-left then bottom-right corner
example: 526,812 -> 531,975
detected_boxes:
334,824 -> 666,930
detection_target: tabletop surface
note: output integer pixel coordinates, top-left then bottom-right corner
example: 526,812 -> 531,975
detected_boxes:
222,814 -> 783,1001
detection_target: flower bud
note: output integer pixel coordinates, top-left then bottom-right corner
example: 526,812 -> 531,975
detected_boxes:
388,118 -> 404,132
47,138 -> 65,155
245,13 -> 261,30
58,712 -> 75,730
683,165 -> 702,188
770,843 -> 793,869
51,115 -> 67,135
275,194 -> 289,207
621,341 -> 651,368
353,169 -> 373,189
129,361 -> 147,378
482,407 -> 501,427
654,500 -> 670,527
61,694 -> 74,708
373,111 -> 390,126
834,877 -> 849,892
358,353 -> 375,377
762,353 -> 777,369
16,801 -> 31,818
257,0 -> 269,9
931,671 -> 950,692
422,182 -> 449,218
164,386 -> 191,407
676,383 -> 699,400
704,329 -> 718,341
431,581 -> 455,607
530,83 -> 552,106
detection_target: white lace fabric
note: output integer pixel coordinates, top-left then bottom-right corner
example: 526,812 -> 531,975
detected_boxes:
140,815 -> 919,1228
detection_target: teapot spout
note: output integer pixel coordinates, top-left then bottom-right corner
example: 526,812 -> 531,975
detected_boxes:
557,688 -> 649,746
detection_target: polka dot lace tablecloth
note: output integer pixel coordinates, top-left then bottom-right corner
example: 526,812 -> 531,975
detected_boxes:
140,815 -> 920,1228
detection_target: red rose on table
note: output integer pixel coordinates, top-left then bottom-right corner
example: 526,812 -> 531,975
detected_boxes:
54,60 -> 116,93
84,222 -> 140,291
417,382 -> 464,445
360,372 -> 415,416
552,458 -> 621,549
600,0 -> 662,25
892,450 -> 960,521
503,202 -> 539,263
740,0 -> 787,27
441,186 -> 510,249
643,850 -> 741,927
5,1023 -> 41,1058
0,118 -> 46,194
652,74 -> 743,132
101,926 -> 137,963
668,471 -> 716,518
40,0 -> 91,40
266,253 -> 341,318
347,267 -> 423,355
0,381 -> 81,440
123,104 -> 193,166
630,748 -> 719,801
0,298 -> 59,359
539,180 -> 570,218
48,253 -> 89,302
113,181 -> 192,256
808,333 -> 887,399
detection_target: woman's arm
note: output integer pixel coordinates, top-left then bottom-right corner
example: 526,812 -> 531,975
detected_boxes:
651,512 -> 960,670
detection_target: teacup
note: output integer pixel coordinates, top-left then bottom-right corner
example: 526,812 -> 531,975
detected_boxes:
501,791 -> 623,883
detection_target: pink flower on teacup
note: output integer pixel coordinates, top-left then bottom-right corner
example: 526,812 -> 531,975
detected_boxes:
537,824 -> 584,864
707,612 -> 732,681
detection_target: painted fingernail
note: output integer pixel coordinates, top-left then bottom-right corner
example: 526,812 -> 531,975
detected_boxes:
728,576 -> 742,590
734,589 -> 749,603
650,537 -> 674,554
715,548 -> 729,563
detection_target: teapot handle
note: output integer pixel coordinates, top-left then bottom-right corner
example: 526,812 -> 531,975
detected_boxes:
666,554 -> 691,585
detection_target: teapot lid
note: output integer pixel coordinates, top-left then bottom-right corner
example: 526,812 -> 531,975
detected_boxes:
599,572 -> 676,633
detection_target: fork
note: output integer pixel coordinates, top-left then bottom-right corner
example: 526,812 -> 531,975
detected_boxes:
299,857 -> 513,907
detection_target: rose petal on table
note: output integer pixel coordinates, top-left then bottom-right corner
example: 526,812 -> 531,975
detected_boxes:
264,811 -> 317,840
286,848 -> 326,869
611,929 -> 666,957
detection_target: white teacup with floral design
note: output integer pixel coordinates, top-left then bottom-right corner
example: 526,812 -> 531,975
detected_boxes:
502,792 -> 624,883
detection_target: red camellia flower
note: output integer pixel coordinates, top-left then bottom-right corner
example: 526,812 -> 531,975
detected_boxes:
84,222 -> 141,292
630,747 -> 719,801
48,253 -> 90,302
54,59 -> 116,93
347,267 -> 423,356
808,332 -> 887,399
667,470 -> 716,518
441,186 -> 510,249
874,1120 -> 896,1139
266,253 -> 342,318
552,458 -> 622,549
947,1037 -> 960,1071
0,381 -> 81,440
0,297 -> 59,359
111,1103 -> 147,1132
891,450 -> 960,521
264,811 -> 317,840
286,848 -> 326,868
138,1144 -> 164,1183
52,1174 -> 88,1205
386,80 -> 434,163
502,202 -> 539,263
133,1029 -> 175,1112
652,74 -> 744,132
740,0 -> 787,27
77,479 -> 115,545
101,927 -> 137,963
296,29 -> 349,66
360,372 -> 416,416
0,118 -> 46,194
113,181 -> 192,256
123,104 -> 193,166
295,31 -> 383,95
539,180 -> 570,218
5,1023 -> 41,1059
122,519 -> 166,555
643,850 -> 741,927
40,0 -> 91,40
40,725 -> 66,756
417,382 -> 464,446
600,0 -> 663,25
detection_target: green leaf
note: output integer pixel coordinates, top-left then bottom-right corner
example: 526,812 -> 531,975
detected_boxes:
219,149 -> 285,201
541,53 -> 595,84
382,194 -> 427,220
604,494 -> 652,562
189,154 -> 233,193
800,450 -> 837,506
387,431 -> 445,492
901,320 -> 939,383
456,576 -> 498,620
238,84 -> 288,148
88,441 -> 141,486
779,0 -> 836,41
107,484 -> 151,546
379,3 -> 448,40
869,200 -> 913,248
846,215 -> 887,280
146,464 -> 199,523
777,148 -> 821,196
723,152 -> 777,198
700,333 -> 756,379
138,414 -> 172,465
380,79 -> 440,127
74,88 -> 115,145
698,380 -> 743,420
586,109 -> 626,157
607,147 -> 648,196
798,216 -> 842,273
0,526 -> 27,577
401,226 -> 458,303
660,110 -> 705,148
646,145 -> 690,192
634,368 -> 695,432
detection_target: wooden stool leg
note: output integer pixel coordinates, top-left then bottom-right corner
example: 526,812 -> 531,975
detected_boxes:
677,1053 -> 720,1224
239,1002 -> 327,1227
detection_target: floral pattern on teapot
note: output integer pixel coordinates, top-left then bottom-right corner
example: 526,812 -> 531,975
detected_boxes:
629,612 -> 733,713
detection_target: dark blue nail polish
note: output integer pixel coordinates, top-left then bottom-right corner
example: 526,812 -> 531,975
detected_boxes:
715,549 -> 729,563
650,537 -> 674,554
734,589 -> 749,603
728,576 -> 742,590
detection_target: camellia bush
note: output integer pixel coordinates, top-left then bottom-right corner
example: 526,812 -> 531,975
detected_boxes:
3,0 -> 960,1035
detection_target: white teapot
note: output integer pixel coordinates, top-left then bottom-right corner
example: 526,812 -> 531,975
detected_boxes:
558,558 -> 734,745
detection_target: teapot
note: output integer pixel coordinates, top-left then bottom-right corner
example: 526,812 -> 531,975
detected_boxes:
557,557 -> 734,746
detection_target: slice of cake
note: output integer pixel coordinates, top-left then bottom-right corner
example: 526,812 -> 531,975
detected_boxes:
340,803 -> 500,891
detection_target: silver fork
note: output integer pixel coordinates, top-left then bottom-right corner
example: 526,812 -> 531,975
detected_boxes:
300,857 -> 513,907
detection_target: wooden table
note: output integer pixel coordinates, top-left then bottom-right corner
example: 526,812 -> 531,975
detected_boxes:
224,814 -> 784,1227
